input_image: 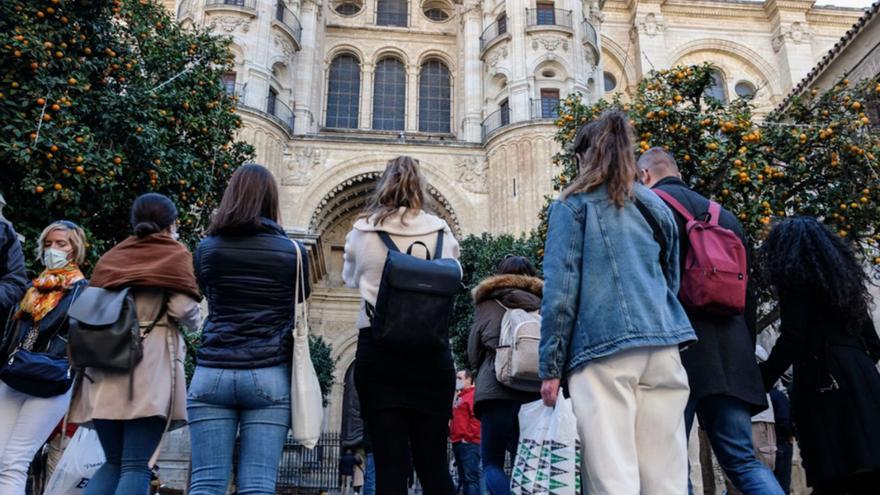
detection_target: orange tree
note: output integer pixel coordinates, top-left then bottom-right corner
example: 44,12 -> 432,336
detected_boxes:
0,0 -> 253,268
544,63 -> 880,325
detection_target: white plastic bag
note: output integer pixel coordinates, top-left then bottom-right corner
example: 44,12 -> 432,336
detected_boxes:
290,241 -> 323,449
44,428 -> 105,495
511,394 -> 582,495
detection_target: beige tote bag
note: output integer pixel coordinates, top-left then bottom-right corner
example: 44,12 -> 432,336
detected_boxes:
290,241 -> 323,449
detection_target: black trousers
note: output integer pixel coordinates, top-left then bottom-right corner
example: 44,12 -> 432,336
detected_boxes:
363,408 -> 454,495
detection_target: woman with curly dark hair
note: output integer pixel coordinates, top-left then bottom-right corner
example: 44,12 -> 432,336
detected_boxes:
761,217 -> 880,495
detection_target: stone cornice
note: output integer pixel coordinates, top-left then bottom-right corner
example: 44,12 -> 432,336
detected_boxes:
764,0 -> 816,16
605,0 -> 859,22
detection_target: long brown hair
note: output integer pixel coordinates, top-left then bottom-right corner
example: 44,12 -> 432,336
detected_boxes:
360,156 -> 432,226
207,163 -> 280,235
562,111 -> 638,207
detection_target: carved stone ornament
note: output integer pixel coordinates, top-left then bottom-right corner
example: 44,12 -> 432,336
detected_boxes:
589,5 -> 605,26
282,147 -> 323,186
274,35 -> 296,60
531,36 -> 569,52
772,22 -> 813,53
210,15 -> 251,33
455,157 -> 488,194
638,13 -> 665,37
487,47 -> 508,68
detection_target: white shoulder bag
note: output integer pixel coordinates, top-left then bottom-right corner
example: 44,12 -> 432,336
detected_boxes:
290,240 -> 323,449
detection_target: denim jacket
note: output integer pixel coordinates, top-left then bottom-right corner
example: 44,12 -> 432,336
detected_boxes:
539,183 -> 696,379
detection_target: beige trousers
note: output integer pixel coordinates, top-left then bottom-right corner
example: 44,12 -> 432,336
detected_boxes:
568,345 -> 691,495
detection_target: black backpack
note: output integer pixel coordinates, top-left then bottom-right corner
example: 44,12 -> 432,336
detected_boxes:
366,231 -> 461,350
68,287 -> 165,396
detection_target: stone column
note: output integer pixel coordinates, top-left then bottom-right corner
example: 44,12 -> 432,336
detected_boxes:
506,0 -> 531,123
360,63 -> 374,130
461,1 -> 484,142
765,0 -> 816,91
407,64 -> 419,132
630,1 -> 668,78
293,0 -> 320,133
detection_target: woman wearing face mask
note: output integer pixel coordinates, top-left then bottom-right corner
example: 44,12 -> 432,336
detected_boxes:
0,221 -> 89,494
70,193 -> 201,495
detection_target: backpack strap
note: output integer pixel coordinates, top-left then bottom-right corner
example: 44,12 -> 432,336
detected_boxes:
634,199 -> 670,283
707,201 -> 722,226
653,188 -> 695,222
433,229 -> 444,260
376,232 -> 400,253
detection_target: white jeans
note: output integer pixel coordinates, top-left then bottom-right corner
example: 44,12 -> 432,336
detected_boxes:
0,382 -> 72,495
568,345 -> 690,495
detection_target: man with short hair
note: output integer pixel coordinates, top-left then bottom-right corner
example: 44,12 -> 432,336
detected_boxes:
0,192 -> 27,334
638,148 -> 784,495
450,369 -> 481,495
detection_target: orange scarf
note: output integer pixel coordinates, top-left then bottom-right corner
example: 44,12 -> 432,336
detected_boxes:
15,264 -> 85,323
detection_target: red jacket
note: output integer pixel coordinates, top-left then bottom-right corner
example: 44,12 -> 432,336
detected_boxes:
450,387 -> 481,444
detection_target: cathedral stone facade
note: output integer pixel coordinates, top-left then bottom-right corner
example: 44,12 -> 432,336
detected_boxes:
167,0 -> 863,431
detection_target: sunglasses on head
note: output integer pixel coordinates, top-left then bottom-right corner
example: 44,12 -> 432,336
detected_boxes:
57,220 -> 80,229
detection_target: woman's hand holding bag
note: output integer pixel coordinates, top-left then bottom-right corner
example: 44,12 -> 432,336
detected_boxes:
290,241 -> 323,449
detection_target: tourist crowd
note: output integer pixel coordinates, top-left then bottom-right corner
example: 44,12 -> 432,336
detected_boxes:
0,112 -> 877,495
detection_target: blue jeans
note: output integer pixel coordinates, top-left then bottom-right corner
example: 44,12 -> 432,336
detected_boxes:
85,417 -> 166,495
685,395 -> 784,495
453,442 -> 481,495
363,453 -> 376,495
479,400 -> 520,495
187,364 -> 291,495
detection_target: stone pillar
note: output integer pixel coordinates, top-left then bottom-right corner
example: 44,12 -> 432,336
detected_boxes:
360,63 -> 374,130
294,0 -> 320,133
407,64 -> 419,132
461,1 -> 483,142
630,1 -> 668,77
507,0 -> 531,123
765,0 -> 816,91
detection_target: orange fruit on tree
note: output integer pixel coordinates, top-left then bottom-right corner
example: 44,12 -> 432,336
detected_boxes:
113,156 -> 122,164
75,166 -> 84,174
35,186 -> 45,194
53,183 -> 62,191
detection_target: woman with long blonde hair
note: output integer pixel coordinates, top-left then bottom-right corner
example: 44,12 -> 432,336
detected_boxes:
343,156 -> 460,495
0,221 -> 89,493
539,111 -> 696,494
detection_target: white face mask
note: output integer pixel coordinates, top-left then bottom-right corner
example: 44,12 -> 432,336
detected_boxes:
43,248 -> 70,270
455,379 -> 465,391
171,228 -> 180,241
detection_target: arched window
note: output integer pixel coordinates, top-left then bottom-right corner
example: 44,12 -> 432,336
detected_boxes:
372,57 -> 406,131
419,60 -> 451,133
377,0 -> 407,26
326,54 -> 361,129
704,70 -> 727,103
603,71 -> 617,92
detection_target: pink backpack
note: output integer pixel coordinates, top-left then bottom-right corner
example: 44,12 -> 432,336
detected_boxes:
653,189 -> 748,316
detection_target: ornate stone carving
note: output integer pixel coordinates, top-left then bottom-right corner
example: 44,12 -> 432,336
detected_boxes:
210,15 -> 251,33
638,13 -> 665,37
771,22 -> 813,53
274,34 -> 296,61
282,147 -> 323,186
531,36 -> 569,52
588,5 -> 605,26
487,47 -> 508,67
455,157 -> 488,194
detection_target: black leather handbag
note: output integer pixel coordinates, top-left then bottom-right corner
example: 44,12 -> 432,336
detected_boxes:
67,287 -> 165,397
366,230 -> 462,350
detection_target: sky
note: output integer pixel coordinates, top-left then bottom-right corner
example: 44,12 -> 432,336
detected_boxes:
816,0 -> 875,8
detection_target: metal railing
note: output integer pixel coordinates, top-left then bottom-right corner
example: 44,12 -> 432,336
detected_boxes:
481,106 -> 512,141
530,98 -> 559,120
582,19 -> 598,54
275,1 -> 303,45
479,17 -> 508,53
526,8 -> 573,29
232,84 -> 295,134
205,0 -> 257,10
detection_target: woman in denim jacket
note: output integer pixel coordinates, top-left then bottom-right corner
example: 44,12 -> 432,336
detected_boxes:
539,111 -> 696,495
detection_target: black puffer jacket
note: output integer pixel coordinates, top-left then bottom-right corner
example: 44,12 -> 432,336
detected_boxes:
0,221 -> 28,325
194,218 -> 309,369
467,274 -> 543,418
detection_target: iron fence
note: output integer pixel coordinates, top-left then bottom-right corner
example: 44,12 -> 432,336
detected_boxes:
481,106 -> 511,141
583,19 -> 599,54
275,1 -> 303,45
530,98 -> 559,120
526,8 -> 573,29
479,17 -> 508,53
